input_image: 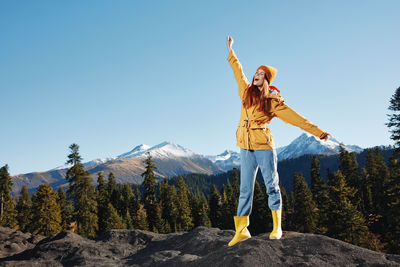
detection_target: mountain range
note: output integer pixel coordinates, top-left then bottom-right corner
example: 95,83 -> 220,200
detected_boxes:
10,134 -> 363,194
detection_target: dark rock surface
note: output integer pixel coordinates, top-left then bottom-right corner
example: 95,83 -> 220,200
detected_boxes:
1,226 -> 400,266
0,227 -> 45,259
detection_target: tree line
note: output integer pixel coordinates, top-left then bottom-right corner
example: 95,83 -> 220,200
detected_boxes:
0,144 -> 399,254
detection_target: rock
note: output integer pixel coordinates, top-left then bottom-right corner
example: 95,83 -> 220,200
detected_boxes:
0,226 -> 399,266
0,227 -> 45,259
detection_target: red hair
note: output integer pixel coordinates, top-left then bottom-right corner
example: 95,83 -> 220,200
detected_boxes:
242,75 -> 270,114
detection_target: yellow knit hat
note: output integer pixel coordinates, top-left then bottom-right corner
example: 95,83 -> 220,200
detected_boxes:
257,65 -> 277,85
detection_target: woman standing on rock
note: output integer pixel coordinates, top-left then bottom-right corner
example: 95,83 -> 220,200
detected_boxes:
226,36 -> 330,246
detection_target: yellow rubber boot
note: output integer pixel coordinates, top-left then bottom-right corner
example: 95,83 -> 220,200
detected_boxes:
228,216 -> 251,246
269,209 -> 282,239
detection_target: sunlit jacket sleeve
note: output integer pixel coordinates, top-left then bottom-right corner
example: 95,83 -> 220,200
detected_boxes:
271,96 -> 329,139
227,49 -> 250,100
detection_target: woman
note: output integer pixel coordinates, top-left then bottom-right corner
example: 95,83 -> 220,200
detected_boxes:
226,36 -> 330,246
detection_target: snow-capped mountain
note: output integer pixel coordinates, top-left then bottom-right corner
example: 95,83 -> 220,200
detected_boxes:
205,150 -> 240,171
14,141 -> 222,194
52,142 -> 197,171
277,133 -> 363,161
50,135 -> 362,173
117,141 -> 196,159
15,136 -> 365,194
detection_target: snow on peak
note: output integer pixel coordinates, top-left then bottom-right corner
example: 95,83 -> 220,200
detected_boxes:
118,141 -> 196,159
206,150 -> 238,162
145,141 -> 196,158
277,133 -> 363,161
83,157 -> 117,167
117,144 -> 151,158
51,163 -> 73,171
205,149 -> 241,171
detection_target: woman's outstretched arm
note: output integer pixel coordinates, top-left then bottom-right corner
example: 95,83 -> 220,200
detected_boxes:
227,36 -> 250,100
271,96 -> 330,141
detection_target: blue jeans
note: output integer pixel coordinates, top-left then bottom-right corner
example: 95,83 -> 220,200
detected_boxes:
237,148 -> 282,216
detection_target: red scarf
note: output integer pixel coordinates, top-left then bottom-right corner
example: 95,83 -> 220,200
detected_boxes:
269,85 -> 280,94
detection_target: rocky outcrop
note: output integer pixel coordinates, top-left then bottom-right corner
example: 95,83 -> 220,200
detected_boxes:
0,227 -> 45,259
1,226 -> 400,266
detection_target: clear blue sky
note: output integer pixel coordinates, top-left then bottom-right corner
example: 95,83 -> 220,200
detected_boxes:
1,0 -> 399,175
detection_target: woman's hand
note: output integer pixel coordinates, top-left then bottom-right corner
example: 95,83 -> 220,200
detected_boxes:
227,36 -> 234,52
322,134 -> 331,142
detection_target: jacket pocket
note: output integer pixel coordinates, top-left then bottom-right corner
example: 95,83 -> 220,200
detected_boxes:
249,127 -> 266,145
249,127 -> 273,145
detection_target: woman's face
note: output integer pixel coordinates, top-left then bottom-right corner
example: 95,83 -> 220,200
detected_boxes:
253,70 -> 266,87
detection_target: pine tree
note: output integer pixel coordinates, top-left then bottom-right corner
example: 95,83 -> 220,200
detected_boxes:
97,172 -> 110,234
65,144 -> 98,238
0,164 -> 17,228
175,176 -> 194,231
31,184 -> 62,236
101,203 -> 126,232
231,168 -> 240,214
208,184 -> 223,229
292,173 -> 317,233
219,185 -> 230,229
383,154 -> 400,254
280,182 -> 289,230
141,152 -> 162,232
130,188 -> 149,230
365,148 -> 389,234
218,171 -> 241,230
249,181 -> 270,235
338,146 -> 360,189
159,178 -> 178,232
200,193 -> 211,227
190,191 -> 211,228
359,168 -> 373,218
326,168 -> 335,186
107,172 -> 121,212
386,86 -> 400,155
231,168 -> 240,194
327,171 -> 369,247
75,175 -> 98,238
285,191 -> 295,231
123,210 -> 134,230
65,144 -> 84,197
135,204 -> 149,230
120,184 -> 133,218
57,186 -> 73,231
359,167 -> 385,250
310,156 -> 330,234
384,87 -> 400,253
338,146 -> 361,209
16,185 -> 32,232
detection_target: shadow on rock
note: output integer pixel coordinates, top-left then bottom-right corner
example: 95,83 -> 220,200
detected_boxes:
1,226 -> 400,267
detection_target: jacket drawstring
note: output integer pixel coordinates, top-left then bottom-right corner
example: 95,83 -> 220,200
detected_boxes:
245,118 -> 250,150
239,117 -> 250,150
264,128 -> 270,143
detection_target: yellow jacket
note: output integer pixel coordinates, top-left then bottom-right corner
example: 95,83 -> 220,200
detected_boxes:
228,49 -> 329,150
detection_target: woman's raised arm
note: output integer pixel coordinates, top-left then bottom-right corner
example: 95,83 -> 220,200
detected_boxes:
227,36 -> 250,100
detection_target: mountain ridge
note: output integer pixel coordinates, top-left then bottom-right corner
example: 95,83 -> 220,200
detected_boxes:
10,135 -> 364,194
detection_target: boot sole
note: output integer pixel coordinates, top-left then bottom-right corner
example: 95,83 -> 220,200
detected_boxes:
228,236 -> 251,246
